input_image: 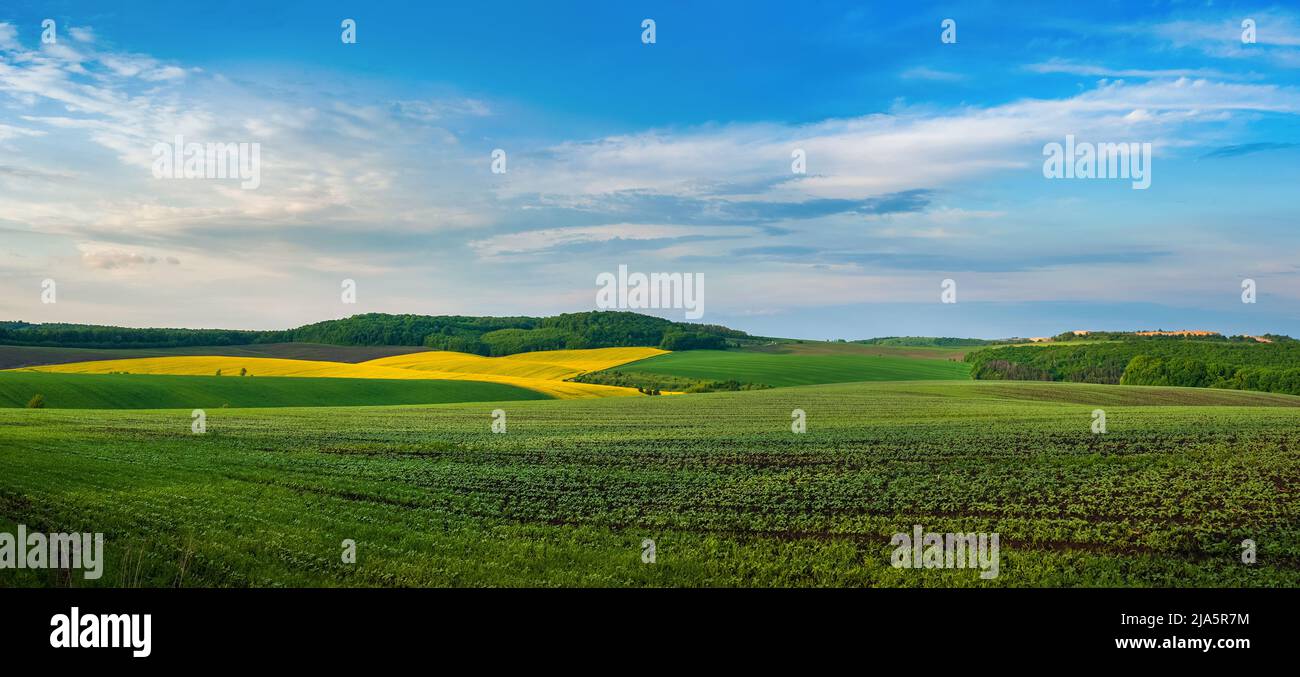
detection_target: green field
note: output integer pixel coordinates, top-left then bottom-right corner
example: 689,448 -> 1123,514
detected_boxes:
607,345 -> 972,387
0,372 -> 547,409
2,380 -> 1296,587
754,341 -> 978,360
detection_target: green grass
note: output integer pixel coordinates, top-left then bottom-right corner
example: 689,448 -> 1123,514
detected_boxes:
1,380 -> 1296,587
746,340 -> 977,360
0,372 -> 548,409
607,348 -> 971,387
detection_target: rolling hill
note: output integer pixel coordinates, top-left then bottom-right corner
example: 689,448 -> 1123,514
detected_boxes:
0,342 -> 435,370
9,347 -> 667,400
600,343 -> 972,388
363,347 -> 667,380
0,372 -> 546,409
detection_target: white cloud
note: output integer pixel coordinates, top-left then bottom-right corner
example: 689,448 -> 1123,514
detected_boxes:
900,66 -> 963,82
1025,59 -> 1240,80
1145,11 -> 1300,66
0,25 -> 492,244
0,23 -> 18,50
391,98 -> 491,121
469,223 -> 757,259
80,248 -> 161,270
501,78 -> 1300,201
68,26 -> 95,43
0,122 -> 44,141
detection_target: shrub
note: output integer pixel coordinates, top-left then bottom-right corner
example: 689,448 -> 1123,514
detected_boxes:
26,394 -> 46,409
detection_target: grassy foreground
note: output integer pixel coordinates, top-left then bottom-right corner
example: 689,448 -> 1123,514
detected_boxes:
1,380 -> 1296,587
0,372 -> 547,409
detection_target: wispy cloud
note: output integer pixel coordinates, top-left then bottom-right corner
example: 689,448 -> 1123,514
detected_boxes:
1200,142 -> 1298,159
900,66 -> 963,82
469,223 -> 759,260
1025,59 -> 1240,81
1146,11 -> 1300,66
81,249 -> 180,270
499,78 -> 1300,207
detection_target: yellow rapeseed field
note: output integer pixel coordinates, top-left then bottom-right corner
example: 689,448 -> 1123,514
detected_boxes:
17,348 -> 667,399
361,347 -> 666,380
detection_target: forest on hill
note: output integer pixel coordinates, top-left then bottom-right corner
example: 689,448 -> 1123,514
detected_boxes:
966,338 -> 1300,396
0,312 -> 749,356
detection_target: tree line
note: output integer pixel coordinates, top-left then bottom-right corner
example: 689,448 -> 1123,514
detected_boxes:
0,312 -> 749,356
966,337 -> 1300,396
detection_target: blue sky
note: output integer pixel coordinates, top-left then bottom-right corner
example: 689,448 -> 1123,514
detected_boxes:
1,0 -> 1298,339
